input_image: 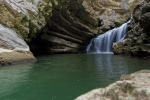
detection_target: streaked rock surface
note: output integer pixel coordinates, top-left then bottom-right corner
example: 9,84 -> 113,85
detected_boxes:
0,24 -> 35,66
0,0 -> 56,65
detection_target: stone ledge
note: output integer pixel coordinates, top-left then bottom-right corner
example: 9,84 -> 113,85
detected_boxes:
0,51 -> 36,66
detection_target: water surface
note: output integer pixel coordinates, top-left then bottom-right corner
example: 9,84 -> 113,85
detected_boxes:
0,54 -> 150,100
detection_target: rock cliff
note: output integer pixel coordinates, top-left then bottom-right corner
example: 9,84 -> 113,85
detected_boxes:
0,0 -> 143,65
75,70 -> 150,100
0,0 -> 53,65
34,0 -> 143,54
113,0 -> 150,57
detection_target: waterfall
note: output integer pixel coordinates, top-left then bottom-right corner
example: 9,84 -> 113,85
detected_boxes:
86,20 -> 130,54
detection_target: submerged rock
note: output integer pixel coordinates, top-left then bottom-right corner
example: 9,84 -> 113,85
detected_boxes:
113,0 -> 150,57
75,70 -> 150,100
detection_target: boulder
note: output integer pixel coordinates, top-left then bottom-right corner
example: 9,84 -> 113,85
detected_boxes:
75,70 -> 150,100
0,24 -> 36,66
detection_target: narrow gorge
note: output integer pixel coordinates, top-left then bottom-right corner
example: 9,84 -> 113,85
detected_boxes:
0,0 -> 150,100
0,0 -> 144,65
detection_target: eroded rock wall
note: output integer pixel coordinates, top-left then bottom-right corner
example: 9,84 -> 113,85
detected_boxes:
0,0 -> 144,65
113,0 -> 150,57
37,0 -> 98,54
0,0 -> 54,65
35,0 -> 142,54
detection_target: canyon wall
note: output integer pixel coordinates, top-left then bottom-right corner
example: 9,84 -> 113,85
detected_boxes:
0,0 -> 143,65
37,0 -> 143,54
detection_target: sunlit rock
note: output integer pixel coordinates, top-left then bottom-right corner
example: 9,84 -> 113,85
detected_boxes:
0,0 -> 52,65
0,24 -> 36,66
0,0 -> 53,42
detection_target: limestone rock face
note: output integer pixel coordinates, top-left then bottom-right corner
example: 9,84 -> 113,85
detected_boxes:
0,0 -> 52,65
0,24 -> 36,66
35,0 -> 143,54
75,70 -> 150,100
113,0 -> 150,57
0,0 -> 53,42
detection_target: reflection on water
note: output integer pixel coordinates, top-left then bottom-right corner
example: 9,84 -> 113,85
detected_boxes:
0,54 -> 149,100
0,64 -> 32,100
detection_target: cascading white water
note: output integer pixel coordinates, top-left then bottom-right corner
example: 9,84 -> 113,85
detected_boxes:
86,20 -> 130,54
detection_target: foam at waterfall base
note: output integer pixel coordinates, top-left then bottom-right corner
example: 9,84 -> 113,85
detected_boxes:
87,52 -> 114,54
